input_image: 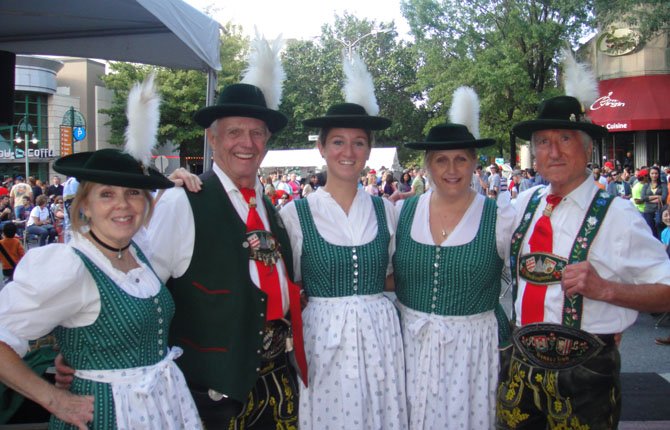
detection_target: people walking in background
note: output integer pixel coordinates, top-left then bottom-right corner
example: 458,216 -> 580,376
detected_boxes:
641,166 -> 667,238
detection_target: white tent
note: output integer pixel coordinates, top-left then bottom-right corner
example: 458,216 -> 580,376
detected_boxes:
0,0 -> 221,71
261,147 -> 402,173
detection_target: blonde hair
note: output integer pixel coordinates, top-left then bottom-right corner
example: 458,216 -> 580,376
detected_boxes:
69,181 -> 154,233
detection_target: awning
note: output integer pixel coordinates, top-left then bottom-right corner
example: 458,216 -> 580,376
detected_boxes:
588,75 -> 670,132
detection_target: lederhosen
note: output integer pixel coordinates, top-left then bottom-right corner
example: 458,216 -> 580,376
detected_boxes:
168,171 -> 304,430
496,188 -> 621,430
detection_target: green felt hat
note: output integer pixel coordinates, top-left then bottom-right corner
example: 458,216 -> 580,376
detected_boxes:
53,148 -> 174,190
513,96 -> 608,140
303,103 -> 391,130
194,83 -> 288,133
404,123 -> 495,150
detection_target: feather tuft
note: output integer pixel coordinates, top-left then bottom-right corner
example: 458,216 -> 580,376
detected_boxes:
448,86 -> 480,138
342,52 -> 379,115
124,73 -> 160,167
241,30 -> 285,110
562,47 -> 599,108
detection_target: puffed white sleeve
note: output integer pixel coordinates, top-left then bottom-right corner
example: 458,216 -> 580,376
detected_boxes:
496,191 -> 517,262
145,187 -> 195,283
383,198 -> 398,276
278,201 -> 304,283
0,245 -> 96,357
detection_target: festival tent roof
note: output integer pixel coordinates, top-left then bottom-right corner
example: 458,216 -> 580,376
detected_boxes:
0,0 -> 221,71
261,147 -> 402,172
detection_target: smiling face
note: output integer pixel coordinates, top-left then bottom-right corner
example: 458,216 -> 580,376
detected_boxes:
318,128 -> 371,184
425,149 -> 477,198
208,116 -> 270,189
83,184 -> 149,248
532,129 -> 591,196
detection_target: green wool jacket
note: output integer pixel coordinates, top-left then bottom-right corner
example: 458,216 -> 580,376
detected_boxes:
168,170 -> 294,402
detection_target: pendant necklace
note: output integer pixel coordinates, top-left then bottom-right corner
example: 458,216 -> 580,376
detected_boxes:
89,229 -> 131,259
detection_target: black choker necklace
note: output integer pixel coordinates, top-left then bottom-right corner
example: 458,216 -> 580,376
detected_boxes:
89,230 -> 130,260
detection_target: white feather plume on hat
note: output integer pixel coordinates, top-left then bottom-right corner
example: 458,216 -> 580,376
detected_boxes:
124,72 -> 160,169
448,86 -> 481,139
343,52 -> 380,116
241,31 -> 286,110
561,47 -> 599,108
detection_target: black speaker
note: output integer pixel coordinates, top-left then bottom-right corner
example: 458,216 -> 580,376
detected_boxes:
0,51 -> 16,126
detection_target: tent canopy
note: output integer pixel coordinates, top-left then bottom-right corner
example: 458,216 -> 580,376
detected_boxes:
0,0 -> 221,71
261,147 -> 402,173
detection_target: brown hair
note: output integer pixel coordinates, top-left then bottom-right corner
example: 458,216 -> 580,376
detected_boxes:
70,181 -> 154,233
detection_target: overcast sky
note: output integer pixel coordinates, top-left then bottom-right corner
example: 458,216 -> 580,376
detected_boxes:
185,0 -> 411,40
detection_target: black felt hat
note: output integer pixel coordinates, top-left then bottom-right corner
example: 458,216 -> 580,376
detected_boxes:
404,123 -> 495,150
303,103 -> 392,130
513,96 -> 608,140
194,83 -> 288,133
53,149 -> 174,190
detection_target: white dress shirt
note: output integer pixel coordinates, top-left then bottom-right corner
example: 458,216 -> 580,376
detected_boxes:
0,232 -> 161,357
513,177 -> 670,333
279,188 -> 397,283
147,163 -> 290,314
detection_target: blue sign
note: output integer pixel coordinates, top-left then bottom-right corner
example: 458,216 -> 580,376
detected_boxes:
73,127 -> 86,141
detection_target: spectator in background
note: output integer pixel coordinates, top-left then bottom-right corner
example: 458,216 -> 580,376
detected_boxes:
0,195 -> 12,230
641,166 -> 667,238
26,195 -> 57,246
29,177 -> 42,202
381,171 -> 397,197
623,151 -> 634,169
0,222 -> 24,281
364,170 -> 380,196
519,168 -> 536,192
46,176 -> 64,198
411,168 -> 426,195
9,176 -> 32,219
288,172 -> 301,200
632,169 -> 648,218
606,170 -> 632,200
487,164 -> 501,198
398,171 -> 412,193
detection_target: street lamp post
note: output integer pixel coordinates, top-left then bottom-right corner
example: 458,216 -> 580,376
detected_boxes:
334,28 -> 392,59
14,117 -> 39,179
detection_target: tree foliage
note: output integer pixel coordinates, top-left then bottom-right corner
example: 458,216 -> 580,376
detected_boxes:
401,0 -> 596,159
278,13 -> 429,163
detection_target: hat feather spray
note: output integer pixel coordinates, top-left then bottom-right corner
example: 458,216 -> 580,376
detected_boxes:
448,86 -> 481,138
343,51 -> 380,115
561,47 -> 599,110
124,72 -> 160,174
241,30 -> 285,110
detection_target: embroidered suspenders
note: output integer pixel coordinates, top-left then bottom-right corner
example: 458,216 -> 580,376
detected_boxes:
510,188 -> 615,329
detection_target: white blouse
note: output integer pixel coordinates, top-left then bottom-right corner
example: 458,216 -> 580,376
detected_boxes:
513,177 -> 670,333
0,232 -> 161,357
279,188 -> 398,282
400,189 -> 516,262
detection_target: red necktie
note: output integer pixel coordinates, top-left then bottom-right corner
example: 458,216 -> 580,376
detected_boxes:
521,194 -> 563,325
240,188 -> 283,321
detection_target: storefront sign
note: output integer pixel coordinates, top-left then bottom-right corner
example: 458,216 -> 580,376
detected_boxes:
0,148 -> 56,159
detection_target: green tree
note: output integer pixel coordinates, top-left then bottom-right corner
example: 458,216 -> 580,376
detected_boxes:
278,13 -> 428,164
100,23 -> 248,160
595,0 -> 670,43
401,0 -> 595,160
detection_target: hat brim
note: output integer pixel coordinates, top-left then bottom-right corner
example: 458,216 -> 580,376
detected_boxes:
194,104 -> 288,133
53,152 -> 174,190
302,115 -> 392,131
513,120 -> 608,140
404,138 -> 496,151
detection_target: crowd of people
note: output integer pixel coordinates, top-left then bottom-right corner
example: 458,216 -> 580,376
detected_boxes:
0,36 -> 667,430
